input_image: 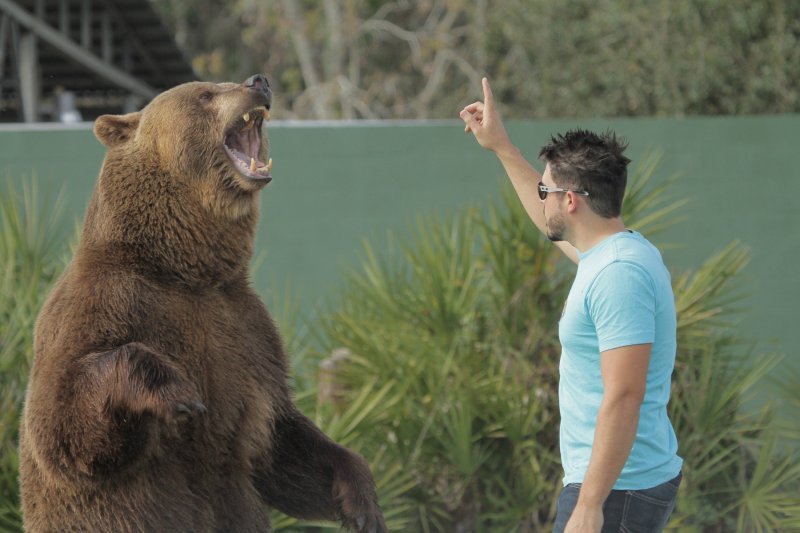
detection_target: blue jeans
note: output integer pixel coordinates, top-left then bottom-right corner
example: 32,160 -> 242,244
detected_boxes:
553,472 -> 681,533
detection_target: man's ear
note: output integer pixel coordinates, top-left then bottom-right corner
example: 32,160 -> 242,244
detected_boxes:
565,191 -> 579,213
94,112 -> 141,147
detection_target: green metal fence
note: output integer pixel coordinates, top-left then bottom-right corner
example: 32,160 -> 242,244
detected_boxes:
1,116 -> 797,362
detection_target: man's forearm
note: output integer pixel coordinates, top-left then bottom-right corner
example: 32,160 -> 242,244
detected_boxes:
494,146 -> 579,263
493,144 -> 546,232
576,394 -> 641,507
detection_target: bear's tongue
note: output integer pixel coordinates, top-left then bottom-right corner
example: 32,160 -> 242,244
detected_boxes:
229,126 -> 260,162
225,123 -> 271,177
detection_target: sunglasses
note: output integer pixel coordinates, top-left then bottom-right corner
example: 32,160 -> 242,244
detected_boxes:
537,181 -> 589,201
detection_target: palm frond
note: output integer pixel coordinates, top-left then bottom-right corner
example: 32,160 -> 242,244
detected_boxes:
0,175 -> 72,533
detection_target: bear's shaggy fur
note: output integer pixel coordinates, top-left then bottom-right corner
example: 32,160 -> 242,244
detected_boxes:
19,75 -> 385,532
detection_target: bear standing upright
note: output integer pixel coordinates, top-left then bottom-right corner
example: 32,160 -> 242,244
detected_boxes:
19,75 -> 386,533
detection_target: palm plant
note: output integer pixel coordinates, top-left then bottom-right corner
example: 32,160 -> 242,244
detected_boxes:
0,177 -> 71,531
280,151 -> 800,531
668,244 -> 800,531
2,150 -> 798,531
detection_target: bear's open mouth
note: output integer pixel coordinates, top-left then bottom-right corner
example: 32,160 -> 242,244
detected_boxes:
223,106 -> 272,181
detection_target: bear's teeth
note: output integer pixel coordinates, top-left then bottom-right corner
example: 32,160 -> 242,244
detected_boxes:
250,157 -> 257,173
243,112 -> 251,122
266,158 -> 272,172
263,109 -> 270,121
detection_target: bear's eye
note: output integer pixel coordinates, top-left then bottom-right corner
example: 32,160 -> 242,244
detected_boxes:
199,91 -> 214,102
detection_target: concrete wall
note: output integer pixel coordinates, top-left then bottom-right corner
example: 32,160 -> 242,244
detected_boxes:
1,116 -> 797,363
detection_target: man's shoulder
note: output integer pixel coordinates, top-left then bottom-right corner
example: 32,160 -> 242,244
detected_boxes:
614,230 -> 660,257
575,232 -> 669,297
584,234 -> 674,308
608,232 -> 669,275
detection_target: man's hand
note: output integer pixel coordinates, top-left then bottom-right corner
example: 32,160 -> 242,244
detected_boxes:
564,502 -> 604,533
459,77 -> 514,155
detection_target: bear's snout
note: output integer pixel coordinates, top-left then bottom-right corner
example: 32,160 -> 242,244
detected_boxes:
244,74 -> 271,106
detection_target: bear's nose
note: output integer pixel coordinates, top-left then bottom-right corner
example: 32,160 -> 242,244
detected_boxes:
244,74 -> 270,95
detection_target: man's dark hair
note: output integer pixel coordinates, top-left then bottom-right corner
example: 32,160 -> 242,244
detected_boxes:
539,129 -> 631,218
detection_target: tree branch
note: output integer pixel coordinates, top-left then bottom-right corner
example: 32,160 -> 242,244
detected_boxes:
281,0 -> 331,119
360,19 -> 422,67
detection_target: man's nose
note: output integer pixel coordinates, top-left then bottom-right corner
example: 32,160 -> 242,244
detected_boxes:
244,74 -> 271,99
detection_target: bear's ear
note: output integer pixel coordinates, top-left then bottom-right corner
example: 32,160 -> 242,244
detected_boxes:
94,112 -> 141,147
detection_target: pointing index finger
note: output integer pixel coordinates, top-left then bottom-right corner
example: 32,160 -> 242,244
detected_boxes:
482,77 -> 494,111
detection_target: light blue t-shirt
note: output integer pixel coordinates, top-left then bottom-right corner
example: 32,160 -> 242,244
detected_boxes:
558,230 -> 683,489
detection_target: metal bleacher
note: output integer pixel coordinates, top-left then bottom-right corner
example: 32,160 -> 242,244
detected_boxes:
0,0 -> 195,123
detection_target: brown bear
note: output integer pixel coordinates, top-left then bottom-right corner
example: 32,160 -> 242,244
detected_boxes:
19,74 -> 386,533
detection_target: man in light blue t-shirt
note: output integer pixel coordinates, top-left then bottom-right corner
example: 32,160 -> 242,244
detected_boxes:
461,78 -> 682,533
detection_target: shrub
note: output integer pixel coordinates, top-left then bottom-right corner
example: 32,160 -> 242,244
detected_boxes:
0,178 -> 71,531
281,152 -> 800,531
2,153 -> 798,531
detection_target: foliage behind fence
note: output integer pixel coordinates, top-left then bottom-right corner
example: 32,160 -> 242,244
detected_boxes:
153,0 -> 800,120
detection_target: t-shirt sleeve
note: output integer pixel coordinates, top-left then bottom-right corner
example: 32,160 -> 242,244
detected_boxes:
586,261 -> 656,353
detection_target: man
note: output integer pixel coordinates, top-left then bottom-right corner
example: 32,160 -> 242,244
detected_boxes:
460,78 -> 682,533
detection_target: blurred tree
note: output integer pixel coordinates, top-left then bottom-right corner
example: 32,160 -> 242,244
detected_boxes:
153,0 -> 799,119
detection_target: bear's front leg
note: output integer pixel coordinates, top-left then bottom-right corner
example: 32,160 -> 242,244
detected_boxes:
331,446 -> 388,533
52,342 -> 205,478
254,410 -> 386,533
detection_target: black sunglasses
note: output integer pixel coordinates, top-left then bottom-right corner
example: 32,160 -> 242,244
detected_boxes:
537,181 -> 589,201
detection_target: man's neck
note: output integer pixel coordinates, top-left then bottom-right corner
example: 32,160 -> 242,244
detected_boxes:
570,217 -> 627,253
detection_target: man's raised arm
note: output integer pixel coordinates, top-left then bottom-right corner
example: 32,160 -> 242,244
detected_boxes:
460,78 -> 578,264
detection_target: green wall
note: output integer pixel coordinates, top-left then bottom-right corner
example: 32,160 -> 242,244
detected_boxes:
1,117 -> 798,364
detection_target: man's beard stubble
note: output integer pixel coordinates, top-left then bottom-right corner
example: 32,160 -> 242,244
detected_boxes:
546,212 -> 566,242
